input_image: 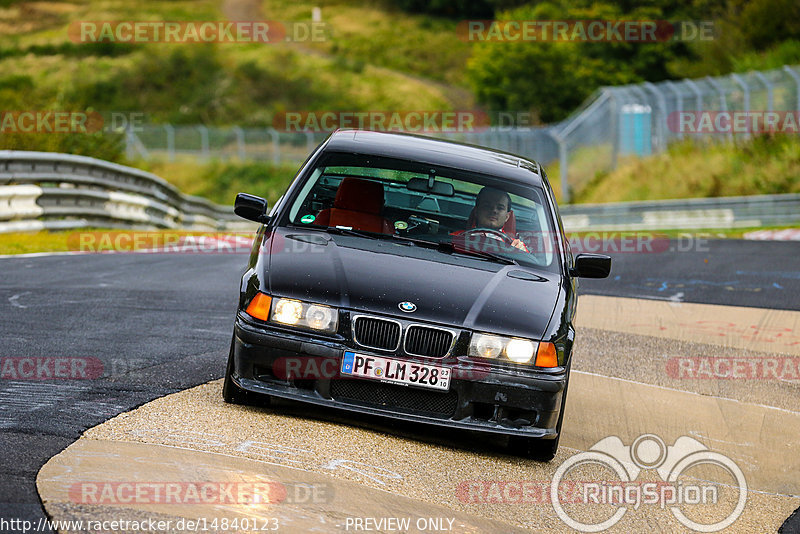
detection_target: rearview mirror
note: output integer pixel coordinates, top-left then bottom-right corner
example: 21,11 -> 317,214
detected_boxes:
571,253 -> 611,278
234,193 -> 268,223
407,177 -> 455,196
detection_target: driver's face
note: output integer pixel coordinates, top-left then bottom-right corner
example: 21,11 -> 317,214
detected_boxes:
475,191 -> 510,230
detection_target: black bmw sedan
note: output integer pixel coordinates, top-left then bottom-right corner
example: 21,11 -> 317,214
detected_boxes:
224,130 -> 610,460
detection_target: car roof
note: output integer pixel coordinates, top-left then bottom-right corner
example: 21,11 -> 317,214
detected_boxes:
323,130 -> 544,188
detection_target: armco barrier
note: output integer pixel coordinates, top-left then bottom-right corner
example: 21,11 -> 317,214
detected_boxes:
1,150 -> 796,234
560,193 -> 800,231
0,151 -> 253,233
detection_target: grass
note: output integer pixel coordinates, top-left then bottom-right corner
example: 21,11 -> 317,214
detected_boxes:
0,0 -> 471,129
0,228 -> 256,255
0,230 -> 73,255
573,134 -> 800,204
144,160 -> 300,206
263,1 -> 472,86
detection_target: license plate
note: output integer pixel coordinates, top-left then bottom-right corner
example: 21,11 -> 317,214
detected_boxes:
340,351 -> 451,391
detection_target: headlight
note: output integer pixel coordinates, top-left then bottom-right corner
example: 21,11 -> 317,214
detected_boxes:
270,298 -> 338,333
273,299 -> 303,325
505,338 -> 535,363
470,334 -> 504,359
244,293 -> 339,334
469,333 -> 541,365
306,304 -> 336,330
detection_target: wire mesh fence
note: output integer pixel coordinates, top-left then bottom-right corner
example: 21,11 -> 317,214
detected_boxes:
125,64 -> 800,203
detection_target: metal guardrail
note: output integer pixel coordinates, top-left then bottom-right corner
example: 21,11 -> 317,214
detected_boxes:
560,193 -> 800,231
1,150 -> 795,234
0,151 -> 252,233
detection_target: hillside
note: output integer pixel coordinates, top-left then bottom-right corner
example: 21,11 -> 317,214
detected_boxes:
0,0 -> 473,128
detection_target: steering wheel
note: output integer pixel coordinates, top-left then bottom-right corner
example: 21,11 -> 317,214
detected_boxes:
463,227 -> 516,245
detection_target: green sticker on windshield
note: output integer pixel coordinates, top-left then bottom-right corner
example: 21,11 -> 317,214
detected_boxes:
300,214 -> 316,224
394,221 -> 408,230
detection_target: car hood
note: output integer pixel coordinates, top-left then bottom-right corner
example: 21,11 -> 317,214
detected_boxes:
266,229 -> 561,340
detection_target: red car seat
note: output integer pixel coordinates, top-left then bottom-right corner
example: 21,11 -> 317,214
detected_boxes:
315,177 -> 393,234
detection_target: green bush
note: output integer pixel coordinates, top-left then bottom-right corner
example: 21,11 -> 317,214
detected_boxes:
466,2 -> 675,122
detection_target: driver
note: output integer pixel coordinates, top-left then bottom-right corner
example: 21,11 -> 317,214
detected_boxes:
464,186 -> 528,251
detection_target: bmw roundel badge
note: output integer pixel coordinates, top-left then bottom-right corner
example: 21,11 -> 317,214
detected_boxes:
398,301 -> 417,313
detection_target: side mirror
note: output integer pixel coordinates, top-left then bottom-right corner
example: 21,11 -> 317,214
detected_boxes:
234,193 -> 268,223
571,253 -> 611,278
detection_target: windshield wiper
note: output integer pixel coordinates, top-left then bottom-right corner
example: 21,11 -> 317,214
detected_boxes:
322,226 -> 383,239
305,225 -> 517,264
323,227 -> 442,249
443,241 -> 518,265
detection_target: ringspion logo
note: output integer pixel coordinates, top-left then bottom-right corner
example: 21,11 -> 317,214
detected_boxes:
551,434 -> 747,532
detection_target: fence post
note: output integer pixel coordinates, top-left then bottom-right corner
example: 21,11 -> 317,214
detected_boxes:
782,65 -> 800,111
664,81 -> 683,140
683,78 -> 704,111
548,130 -> 569,204
125,124 -> 135,160
730,73 -> 751,140
198,125 -> 210,161
644,82 -> 668,152
305,132 -> 315,154
125,125 -> 149,160
609,89 -> 619,169
752,71 -> 774,112
164,124 -> 175,162
232,126 -> 246,161
268,128 -> 280,165
705,76 -> 732,142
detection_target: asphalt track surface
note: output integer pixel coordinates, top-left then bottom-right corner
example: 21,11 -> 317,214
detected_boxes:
0,238 -> 798,532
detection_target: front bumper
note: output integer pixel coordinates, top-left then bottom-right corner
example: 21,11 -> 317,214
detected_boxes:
231,316 -> 568,439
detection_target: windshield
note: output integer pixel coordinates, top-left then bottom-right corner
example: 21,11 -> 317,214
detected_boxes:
284,152 -> 561,273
